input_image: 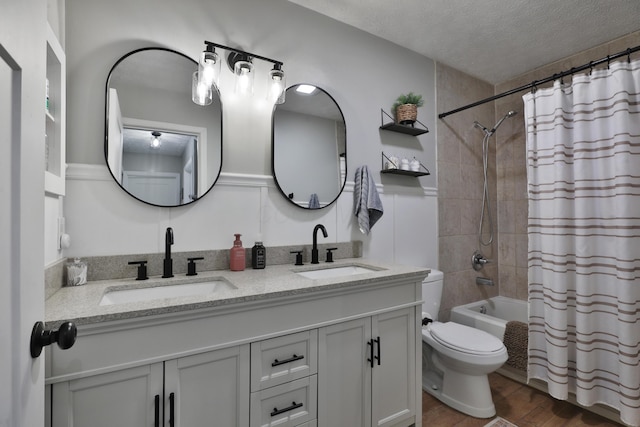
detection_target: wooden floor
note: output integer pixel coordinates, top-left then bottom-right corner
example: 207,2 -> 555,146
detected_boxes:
422,372 -> 623,426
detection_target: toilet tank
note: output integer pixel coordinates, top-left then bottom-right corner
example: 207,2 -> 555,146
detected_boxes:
422,269 -> 444,321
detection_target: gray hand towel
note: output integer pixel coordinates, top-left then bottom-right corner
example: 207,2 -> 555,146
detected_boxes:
354,165 -> 383,234
309,193 -> 320,209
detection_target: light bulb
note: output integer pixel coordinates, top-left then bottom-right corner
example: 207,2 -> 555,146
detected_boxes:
268,66 -> 286,104
150,131 -> 161,148
234,60 -> 254,96
199,48 -> 220,88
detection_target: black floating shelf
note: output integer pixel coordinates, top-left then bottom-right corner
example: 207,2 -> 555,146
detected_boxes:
381,169 -> 430,177
379,109 -> 429,136
380,152 -> 431,177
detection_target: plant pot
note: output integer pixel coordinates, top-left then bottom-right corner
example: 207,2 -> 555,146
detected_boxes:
395,104 -> 418,125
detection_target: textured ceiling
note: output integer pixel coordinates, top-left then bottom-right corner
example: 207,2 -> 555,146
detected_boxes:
288,0 -> 640,84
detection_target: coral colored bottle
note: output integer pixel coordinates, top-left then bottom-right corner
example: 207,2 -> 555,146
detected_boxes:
230,234 -> 246,271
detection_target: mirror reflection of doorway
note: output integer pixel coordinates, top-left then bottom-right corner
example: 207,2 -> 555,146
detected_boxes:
121,127 -> 199,206
108,115 -> 205,207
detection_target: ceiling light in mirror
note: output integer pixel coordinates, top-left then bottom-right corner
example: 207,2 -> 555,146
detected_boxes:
150,131 -> 161,148
295,84 -> 317,95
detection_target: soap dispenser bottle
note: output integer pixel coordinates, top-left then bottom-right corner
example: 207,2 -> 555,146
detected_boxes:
251,236 -> 266,269
230,234 -> 246,271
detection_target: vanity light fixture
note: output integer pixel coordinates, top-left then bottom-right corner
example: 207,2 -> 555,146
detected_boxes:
150,131 -> 161,149
193,41 -> 286,104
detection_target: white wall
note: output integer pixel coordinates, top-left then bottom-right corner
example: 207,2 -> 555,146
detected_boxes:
62,0 -> 439,268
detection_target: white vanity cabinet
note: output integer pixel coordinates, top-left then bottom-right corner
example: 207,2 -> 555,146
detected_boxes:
46,266 -> 425,427
51,345 -> 249,427
317,307 -> 416,427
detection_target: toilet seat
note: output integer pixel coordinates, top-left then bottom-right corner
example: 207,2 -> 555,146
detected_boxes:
427,322 -> 504,355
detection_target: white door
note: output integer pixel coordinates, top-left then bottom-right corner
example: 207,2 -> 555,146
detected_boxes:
372,308 -> 416,427
122,171 -> 181,206
182,157 -> 194,204
51,364 -> 164,427
164,345 -> 250,427
0,1 -> 47,426
318,318 -> 372,427
107,88 -> 124,184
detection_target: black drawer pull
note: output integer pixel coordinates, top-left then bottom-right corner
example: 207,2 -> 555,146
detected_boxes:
272,354 -> 305,367
374,337 -> 381,365
367,339 -> 374,368
271,401 -> 303,417
154,395 -> 160,427
169,392 -> 175,427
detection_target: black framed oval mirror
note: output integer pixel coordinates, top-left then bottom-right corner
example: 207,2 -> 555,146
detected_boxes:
272,84 -> 346,209
105,47 -> 222,207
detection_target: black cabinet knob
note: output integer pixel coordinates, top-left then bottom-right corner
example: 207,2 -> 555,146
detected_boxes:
30,321 -> 77,358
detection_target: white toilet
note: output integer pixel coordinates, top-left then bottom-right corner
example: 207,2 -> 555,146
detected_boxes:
421,270 -> 508,418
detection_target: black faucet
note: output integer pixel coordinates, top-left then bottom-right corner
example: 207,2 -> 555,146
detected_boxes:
311,224 -> 328,264
162,227 -> 174,278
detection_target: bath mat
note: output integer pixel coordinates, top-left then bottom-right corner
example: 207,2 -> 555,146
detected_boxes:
483,416 -> 519,427
503,320 -> 528,371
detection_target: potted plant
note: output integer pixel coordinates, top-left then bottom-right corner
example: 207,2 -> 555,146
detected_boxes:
392,92 -> 424,125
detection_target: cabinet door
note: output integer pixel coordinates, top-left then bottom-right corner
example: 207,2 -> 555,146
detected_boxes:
371,308 -> 416,427
51,363 -> 163,427
164,345 -> 250,427
317,318 -> 371,427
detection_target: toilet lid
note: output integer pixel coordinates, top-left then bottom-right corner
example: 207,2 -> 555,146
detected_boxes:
429,322 -> 504,354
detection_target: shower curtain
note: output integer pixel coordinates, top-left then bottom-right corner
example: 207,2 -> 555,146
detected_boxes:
524,58 -> 640,426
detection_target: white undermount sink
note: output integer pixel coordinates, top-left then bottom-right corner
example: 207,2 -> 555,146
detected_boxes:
295,265 -> 380,279
99,279 -> 236,306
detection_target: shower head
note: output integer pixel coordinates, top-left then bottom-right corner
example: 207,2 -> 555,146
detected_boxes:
489,110 -> 518,134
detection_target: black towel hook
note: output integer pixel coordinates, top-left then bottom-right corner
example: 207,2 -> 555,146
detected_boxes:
627,48 -> 632,63
531,80 -> 538,94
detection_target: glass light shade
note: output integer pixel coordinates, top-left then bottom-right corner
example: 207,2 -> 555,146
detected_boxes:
267,67 -> 286,104
233,60 -> 254,96
199,49 -> 220,89
192,71 -> 213,106
150,132 -> 161,148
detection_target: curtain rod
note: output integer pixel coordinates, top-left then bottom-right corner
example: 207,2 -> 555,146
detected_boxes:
438,45 -> 640,119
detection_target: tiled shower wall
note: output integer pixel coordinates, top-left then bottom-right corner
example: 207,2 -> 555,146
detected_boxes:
436,63 -> 499,321
494,30 -> 640,301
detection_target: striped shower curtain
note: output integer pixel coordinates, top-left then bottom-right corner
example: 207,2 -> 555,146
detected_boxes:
524,58 -> 640,426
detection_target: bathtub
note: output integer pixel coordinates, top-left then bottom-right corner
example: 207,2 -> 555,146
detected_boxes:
450,296 -> 528,340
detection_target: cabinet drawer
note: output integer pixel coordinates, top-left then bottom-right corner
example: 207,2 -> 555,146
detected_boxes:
251,330 -> 317,391
250,375 -> 317,427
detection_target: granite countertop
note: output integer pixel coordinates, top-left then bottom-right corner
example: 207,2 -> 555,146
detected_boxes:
45,258 -> 430,327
